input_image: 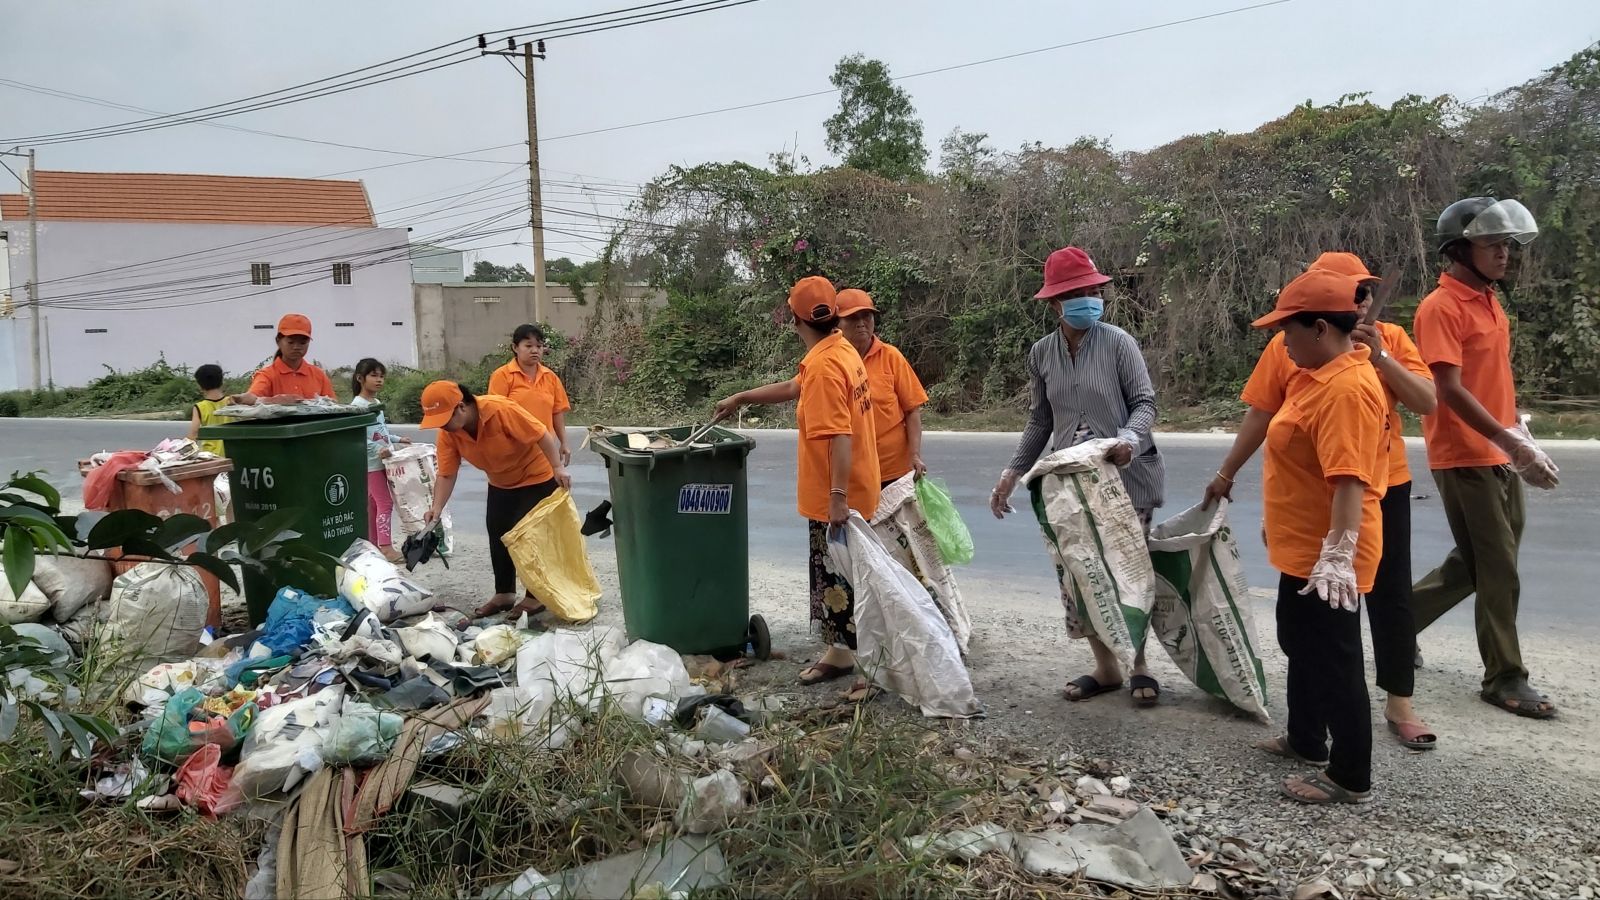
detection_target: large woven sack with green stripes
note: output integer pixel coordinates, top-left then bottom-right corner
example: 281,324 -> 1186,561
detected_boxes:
1023,439 -> 1153,672
1147,501 -> 1270,720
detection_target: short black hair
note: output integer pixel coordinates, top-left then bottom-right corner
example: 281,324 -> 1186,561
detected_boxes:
796,314 -> 840,336
457,383 -> 479,407
1286,311 -> 1359,334
352,358 -> 386,395
1356,282 -> 1374,302
194,364 -> 224,390
512,323 -> 546,346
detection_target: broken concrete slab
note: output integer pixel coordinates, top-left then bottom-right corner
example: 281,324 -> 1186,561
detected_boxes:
1084,794 -> 1142,820
482,836 -> 728,900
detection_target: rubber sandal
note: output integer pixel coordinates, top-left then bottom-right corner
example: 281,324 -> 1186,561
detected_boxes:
1130,674 -> 1160,708
1255,735 -> 1329,767
799,662 -> 855,686
1062,674 -> 1123,702
1386,718 -> 1438,750
1280,772 -> 1371,805
1480,682 -> 1557,720
842,679 -> 878,703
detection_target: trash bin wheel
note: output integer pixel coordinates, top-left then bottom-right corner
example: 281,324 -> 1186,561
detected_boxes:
747,614 -> 772,661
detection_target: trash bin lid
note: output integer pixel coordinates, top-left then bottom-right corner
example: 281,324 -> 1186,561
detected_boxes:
199,410 -> 378,440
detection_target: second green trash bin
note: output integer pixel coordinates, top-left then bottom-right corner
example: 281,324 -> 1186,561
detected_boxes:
200,410 -> 376,624
592,425 -> 768,659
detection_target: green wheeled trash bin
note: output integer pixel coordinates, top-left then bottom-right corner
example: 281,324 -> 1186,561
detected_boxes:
592,425 -> 769,660
199,411 -> 376,624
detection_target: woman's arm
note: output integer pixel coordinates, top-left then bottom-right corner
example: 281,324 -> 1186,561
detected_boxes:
425,473 -> 457,527
714,379 -> 801,421
994,351 -> 1051,518
828,435 -> 852,530
553,410 -> 570,466
905,407 -> 926,477
1204,406 -> 1273,506
537,428 -> 572,489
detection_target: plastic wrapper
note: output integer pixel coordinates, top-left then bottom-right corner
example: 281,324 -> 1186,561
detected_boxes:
501,489 -> 600,623
338,539 -> 434,622
258,587 -> 354,657
321,703 -> 403,766
175,743 -> 242,819
914,477 -> 974,566
600,640 -> 694,723
471,624 -> 531,667
827,515 -> 981,719
393,613 -> 460,663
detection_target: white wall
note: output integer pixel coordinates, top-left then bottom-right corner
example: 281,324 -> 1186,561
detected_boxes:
0,220 -> 417,388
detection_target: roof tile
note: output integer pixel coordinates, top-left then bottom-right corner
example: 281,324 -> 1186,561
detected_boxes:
0,171 -> 374,226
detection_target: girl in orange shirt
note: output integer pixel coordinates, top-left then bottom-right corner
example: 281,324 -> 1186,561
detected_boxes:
232,313 -> 336,404
715,277 -> 880,694
1248,268 -> 1389,805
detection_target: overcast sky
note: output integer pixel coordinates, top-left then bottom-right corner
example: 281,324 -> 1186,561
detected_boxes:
2,0 -> 1595,269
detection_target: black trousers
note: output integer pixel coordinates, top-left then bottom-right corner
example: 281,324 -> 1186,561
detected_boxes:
1368,483 -> 1416,698
486,479 -> 558,595
1277,573 -> 1372,794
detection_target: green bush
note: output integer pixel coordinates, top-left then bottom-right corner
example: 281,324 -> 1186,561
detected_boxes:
0,395 -> 18,417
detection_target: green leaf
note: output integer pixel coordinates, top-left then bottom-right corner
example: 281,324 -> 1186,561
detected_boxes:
245,508 -> 306,554
202,522 -> 244,554
0,505 -> 59,528
72,712 -> 120,748
156,514 -> 211,554
120,538 -> 179,562
8,475 -> 61,511
87,509 -> 164,550
3,527 -> 36,599
30,703 -> 65,761
56,712 -> 95,760
186,553 -> 241,592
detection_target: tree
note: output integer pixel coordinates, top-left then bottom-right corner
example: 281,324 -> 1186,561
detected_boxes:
467,260 -> 534,282
939,127 -> 998,178
823,54 -> 928,181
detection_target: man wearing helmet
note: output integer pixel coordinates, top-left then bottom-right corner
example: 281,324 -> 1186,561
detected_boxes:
1411,197 -> 1559,720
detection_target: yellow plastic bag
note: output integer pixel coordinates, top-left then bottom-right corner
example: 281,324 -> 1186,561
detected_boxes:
501,488 -> 601,623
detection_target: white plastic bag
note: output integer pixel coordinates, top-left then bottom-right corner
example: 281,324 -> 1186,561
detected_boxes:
229,687 -> 343,801
1148,502 -> 1270,720
515,627 -> 624,709
338,539 -> 434,622
32,555 -> 114,622
0,576 -> 50,624
871,473 -> 973,655
103,563 -> 208,660
1023,439 -> 1155,671
601,640 -> 694,723
472,624 -> 532,666
827,515 -> 981,719
384,444 -> 453,553
393,613 -> 459,663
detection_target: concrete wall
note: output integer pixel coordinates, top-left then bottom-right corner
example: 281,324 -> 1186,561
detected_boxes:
412,282 -> 664,371
0,219 -> 416,387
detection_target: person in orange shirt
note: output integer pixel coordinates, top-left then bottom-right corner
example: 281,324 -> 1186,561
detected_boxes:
1411,197 -> 1558,720
715,277 -> 879,693
488,323 -> 573,466
836,289 -> 930,483
1247,267 -> 1388,805
1204,252 -> 1439,751
232,313 -> 335,404
418,381 -> 572,618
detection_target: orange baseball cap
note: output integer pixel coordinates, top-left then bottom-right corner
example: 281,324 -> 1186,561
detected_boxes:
1305,251 -> 1380,283
1252,268 -> 1365,329
420,381 -> 464,429
787,276 -> 838,323
836,288 -> 877,317
277,313 -> 313,338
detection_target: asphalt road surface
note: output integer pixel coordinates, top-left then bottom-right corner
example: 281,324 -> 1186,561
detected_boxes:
7,417 -> 1596,633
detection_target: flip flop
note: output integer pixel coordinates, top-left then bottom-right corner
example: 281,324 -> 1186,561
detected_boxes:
1480,682 -> 1557,720
1255,735 -> 1329,768
1130,674 -> 1160,708
1062,674 -> 1122,702
1386,718 -> 1438,750
799,662 -> 855,686
1280,772 -> 1371,805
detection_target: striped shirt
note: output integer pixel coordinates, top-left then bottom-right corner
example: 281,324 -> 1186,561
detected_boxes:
1008,322 -> 1165,511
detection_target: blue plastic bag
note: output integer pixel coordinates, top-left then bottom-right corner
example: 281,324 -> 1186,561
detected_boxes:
258,587 -> 353,657
915,478 -> 974,566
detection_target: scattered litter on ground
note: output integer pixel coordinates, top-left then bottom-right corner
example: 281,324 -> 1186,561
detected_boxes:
484,836 -> 729,900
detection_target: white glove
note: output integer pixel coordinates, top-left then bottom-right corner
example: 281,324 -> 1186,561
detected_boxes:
1299,529 -> 1360,612
1491,424 -> 1559,490
990,469 -> 1021,519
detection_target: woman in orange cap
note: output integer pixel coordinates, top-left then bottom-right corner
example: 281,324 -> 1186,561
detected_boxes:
992,246 -> 1166,707
488,323 -> 573,466
836,288 -> 930,483
233,313 -> 335,404
1244,267 -> 1388,805
1205,253 -> 1439,751
714,277 -> 880,692
417,381 -> 572,617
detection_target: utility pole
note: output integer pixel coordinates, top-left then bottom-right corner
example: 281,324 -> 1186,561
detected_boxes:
1,147 -> 39,389
483,36 -> 549,323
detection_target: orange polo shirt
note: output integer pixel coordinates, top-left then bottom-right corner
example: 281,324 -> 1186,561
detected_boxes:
435,394 -> 554,489
1413,273 -> 1517,470
861,338 -> 929,482
1242,324 -> 1430,487
248,357 -> 335,400
795,332 -> 880,522
1262,348 -> 1388,593
487,360 -> 572,431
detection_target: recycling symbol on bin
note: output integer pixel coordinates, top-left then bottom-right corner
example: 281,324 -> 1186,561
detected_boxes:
324,474 -> 350,507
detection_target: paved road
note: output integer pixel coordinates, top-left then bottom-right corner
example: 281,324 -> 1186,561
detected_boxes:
8,418 -> 1597,632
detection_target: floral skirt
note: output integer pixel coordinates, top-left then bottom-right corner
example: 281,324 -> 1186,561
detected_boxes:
807,520 -> 857,650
